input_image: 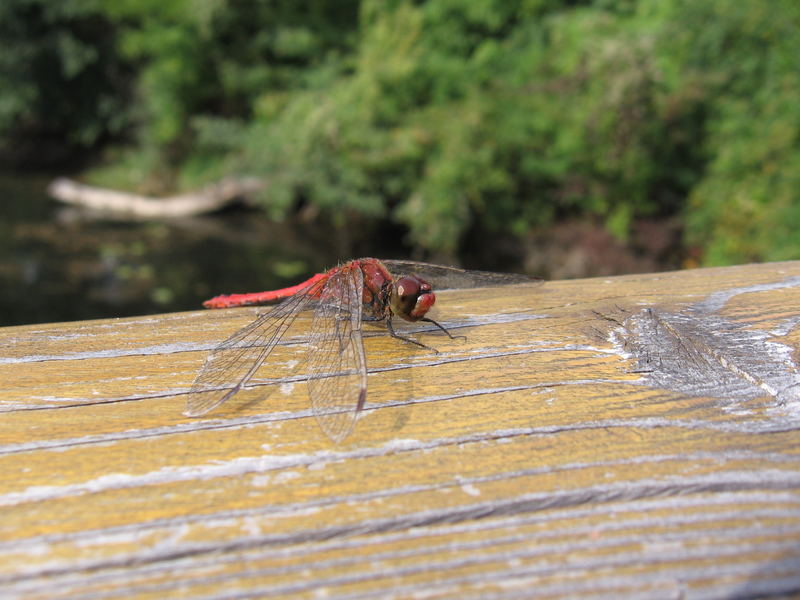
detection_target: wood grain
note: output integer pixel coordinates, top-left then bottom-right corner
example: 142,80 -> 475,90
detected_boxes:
1,261 -> 799,599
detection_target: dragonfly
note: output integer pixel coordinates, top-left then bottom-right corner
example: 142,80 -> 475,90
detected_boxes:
185,258 -> 542,442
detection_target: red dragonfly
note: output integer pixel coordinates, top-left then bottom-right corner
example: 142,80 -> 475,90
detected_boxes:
185,258 -> 542,442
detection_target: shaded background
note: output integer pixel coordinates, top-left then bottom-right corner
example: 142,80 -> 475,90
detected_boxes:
1,0 -> 797,326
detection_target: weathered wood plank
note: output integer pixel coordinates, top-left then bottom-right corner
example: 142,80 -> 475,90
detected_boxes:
1,261 -> 799,599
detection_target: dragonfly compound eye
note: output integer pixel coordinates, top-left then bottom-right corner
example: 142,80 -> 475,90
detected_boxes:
392,276 -> 435,322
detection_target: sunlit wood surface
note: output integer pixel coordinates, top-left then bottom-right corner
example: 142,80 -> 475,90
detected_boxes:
2,261 -> 800,599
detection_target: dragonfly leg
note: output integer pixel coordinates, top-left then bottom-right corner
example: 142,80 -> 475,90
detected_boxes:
386,318 -> 439,354
421,317 -> 467,341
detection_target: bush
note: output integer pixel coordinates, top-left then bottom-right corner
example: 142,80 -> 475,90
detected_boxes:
3,0 -> 798,263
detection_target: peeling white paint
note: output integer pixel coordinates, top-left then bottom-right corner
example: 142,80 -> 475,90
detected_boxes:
461,483 -> 481,497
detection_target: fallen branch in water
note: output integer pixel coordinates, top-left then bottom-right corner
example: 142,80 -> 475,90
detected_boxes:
47,176 -> 266,218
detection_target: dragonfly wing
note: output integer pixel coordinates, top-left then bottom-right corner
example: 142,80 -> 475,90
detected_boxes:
307,265 -> 367,443
185,279 -> 324,417
381,260 -> 543,290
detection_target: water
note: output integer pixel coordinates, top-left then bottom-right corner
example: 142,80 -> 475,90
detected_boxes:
0,174 -> 682,326
0,174 -> 383,326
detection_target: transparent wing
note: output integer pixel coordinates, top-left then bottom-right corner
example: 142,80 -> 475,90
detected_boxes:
184,278 -> 325,417
381,260 -> 543,290
307,264 -> 367,443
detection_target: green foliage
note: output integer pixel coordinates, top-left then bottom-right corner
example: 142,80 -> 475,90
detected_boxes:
243,0 -> 686,251
661,0 -> 800,264
103,0 -> 361,190
2,0 -> 797,264
0,0 -> 131,164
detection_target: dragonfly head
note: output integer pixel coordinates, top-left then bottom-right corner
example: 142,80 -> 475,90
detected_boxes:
391,275 -> 436,322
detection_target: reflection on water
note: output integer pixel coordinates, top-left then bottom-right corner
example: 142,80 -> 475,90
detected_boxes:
0,174 -> 390,326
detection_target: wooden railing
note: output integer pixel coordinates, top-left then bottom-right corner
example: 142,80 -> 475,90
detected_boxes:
1,261 -> 799,598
